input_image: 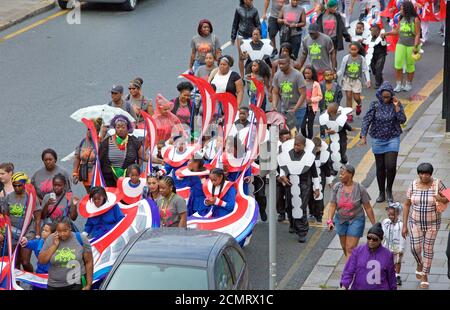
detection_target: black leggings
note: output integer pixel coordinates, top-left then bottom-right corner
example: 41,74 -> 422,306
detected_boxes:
301,106 -> 316,139
374,152 -> 398,194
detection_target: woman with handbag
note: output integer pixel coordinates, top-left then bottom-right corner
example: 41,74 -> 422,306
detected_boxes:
402,163 -> 448,289
72,118 -> 102,193
278,0 -> 306,60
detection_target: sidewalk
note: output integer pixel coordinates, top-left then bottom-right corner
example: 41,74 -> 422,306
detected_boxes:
0,0 -> 55,32
301,93 -> 450,290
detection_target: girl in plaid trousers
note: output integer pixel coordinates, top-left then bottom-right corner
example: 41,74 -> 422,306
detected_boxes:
402,163 -> 448,289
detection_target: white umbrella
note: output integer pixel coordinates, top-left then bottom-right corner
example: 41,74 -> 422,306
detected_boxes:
70,105 -> 136,124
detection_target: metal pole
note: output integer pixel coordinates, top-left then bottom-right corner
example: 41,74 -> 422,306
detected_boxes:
443,0 -> 450,132
268,125 -> 278,290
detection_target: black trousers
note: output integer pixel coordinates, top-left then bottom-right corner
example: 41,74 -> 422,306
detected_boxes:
286,182 -> 311,237
308,175 -> 326,220
253,176 -> 266,213
301,106 -> 316,139
276,182 -> 288,215
287,34 -> 302,60
370,54 -> 386,87
339,137 -> 349,165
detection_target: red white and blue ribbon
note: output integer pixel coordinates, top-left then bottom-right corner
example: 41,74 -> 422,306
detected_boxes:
187,105 -> 267,245
216,92 -> 238,140
248,77 -> 265,109
140,111 -> 157,176
181,74 -> 216,142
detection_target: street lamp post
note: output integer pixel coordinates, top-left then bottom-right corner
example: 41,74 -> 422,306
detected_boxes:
268,126 -> 278,290
443,0 -> 450,132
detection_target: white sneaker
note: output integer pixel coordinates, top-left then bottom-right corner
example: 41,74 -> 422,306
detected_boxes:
403,83 -> 412,92
394,84 -> 403,92
443,41 -> 445,47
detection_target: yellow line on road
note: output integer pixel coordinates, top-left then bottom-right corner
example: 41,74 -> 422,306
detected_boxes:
353,69 -> 443,183
0,10 -> 69,42
277,228 -> 322,290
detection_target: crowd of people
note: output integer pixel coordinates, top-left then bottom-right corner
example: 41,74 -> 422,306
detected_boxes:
0,0 -> 449,290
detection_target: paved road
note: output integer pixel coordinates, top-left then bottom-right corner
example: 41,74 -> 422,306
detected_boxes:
0,0 -> 445,289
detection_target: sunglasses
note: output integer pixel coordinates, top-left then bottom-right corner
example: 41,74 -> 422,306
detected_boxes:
367,236 -> 380,242
13,184 -> 24,188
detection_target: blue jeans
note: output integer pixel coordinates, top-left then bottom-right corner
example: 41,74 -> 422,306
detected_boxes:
295,107 -> 307,132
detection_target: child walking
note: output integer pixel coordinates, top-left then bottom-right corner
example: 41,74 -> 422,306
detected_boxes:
368,24 -> 387,89
320,103 -> 357,174
20,223 -> 56,275
301,65 -> 322,139
382,202 -> 405,286
337,42 -> 371,122
319,69 -> 343,138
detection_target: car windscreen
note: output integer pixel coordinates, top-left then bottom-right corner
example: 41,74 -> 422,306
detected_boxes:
105,263 -> 209,290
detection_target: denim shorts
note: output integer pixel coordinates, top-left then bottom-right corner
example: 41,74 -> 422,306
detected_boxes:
334,215 -> 366,238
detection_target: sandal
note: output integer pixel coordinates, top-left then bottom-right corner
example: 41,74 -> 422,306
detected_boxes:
415,270 -> 425,280
419,281 -> 429,289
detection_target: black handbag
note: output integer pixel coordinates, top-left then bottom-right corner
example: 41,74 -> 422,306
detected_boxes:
280,25 -> 291,44
79,162 -> 89,182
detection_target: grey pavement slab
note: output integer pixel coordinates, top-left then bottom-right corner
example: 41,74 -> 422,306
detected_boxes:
301,93 -> 450,290
316,249 -> 343,267
302,265 -> 334,287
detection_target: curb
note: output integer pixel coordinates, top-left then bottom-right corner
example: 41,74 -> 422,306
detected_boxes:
301,92 -> 447,290
0,0 -> 56,33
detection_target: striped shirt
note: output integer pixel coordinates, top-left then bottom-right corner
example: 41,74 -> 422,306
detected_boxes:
108,139 -> 126,168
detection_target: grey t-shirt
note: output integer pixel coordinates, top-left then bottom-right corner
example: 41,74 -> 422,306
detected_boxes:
108,100 -> 138,121
273,68 -> 306,113
4,192 -> 41,235
270,0 -> 290,19
129,95 -> 150,123
156,194 -> 187,227
344,55 -> 364,79
191,34 -> 221,64
301,33 -> 334,72
398,18 -> 416,46
281,4 -> 306,37
31,165 -> 71,200
321,12 -> 337,38
42,192 -> 71,221
196,65 -> 216,81
43,232 -> 92,288
330,182 -> 371,224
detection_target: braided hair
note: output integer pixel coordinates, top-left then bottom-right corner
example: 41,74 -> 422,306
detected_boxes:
160,176 -> 177,193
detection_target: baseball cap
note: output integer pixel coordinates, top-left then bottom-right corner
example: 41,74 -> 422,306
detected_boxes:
327,0 -> 338,8
308,23 -> 320,34
111,85 -> 124,93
